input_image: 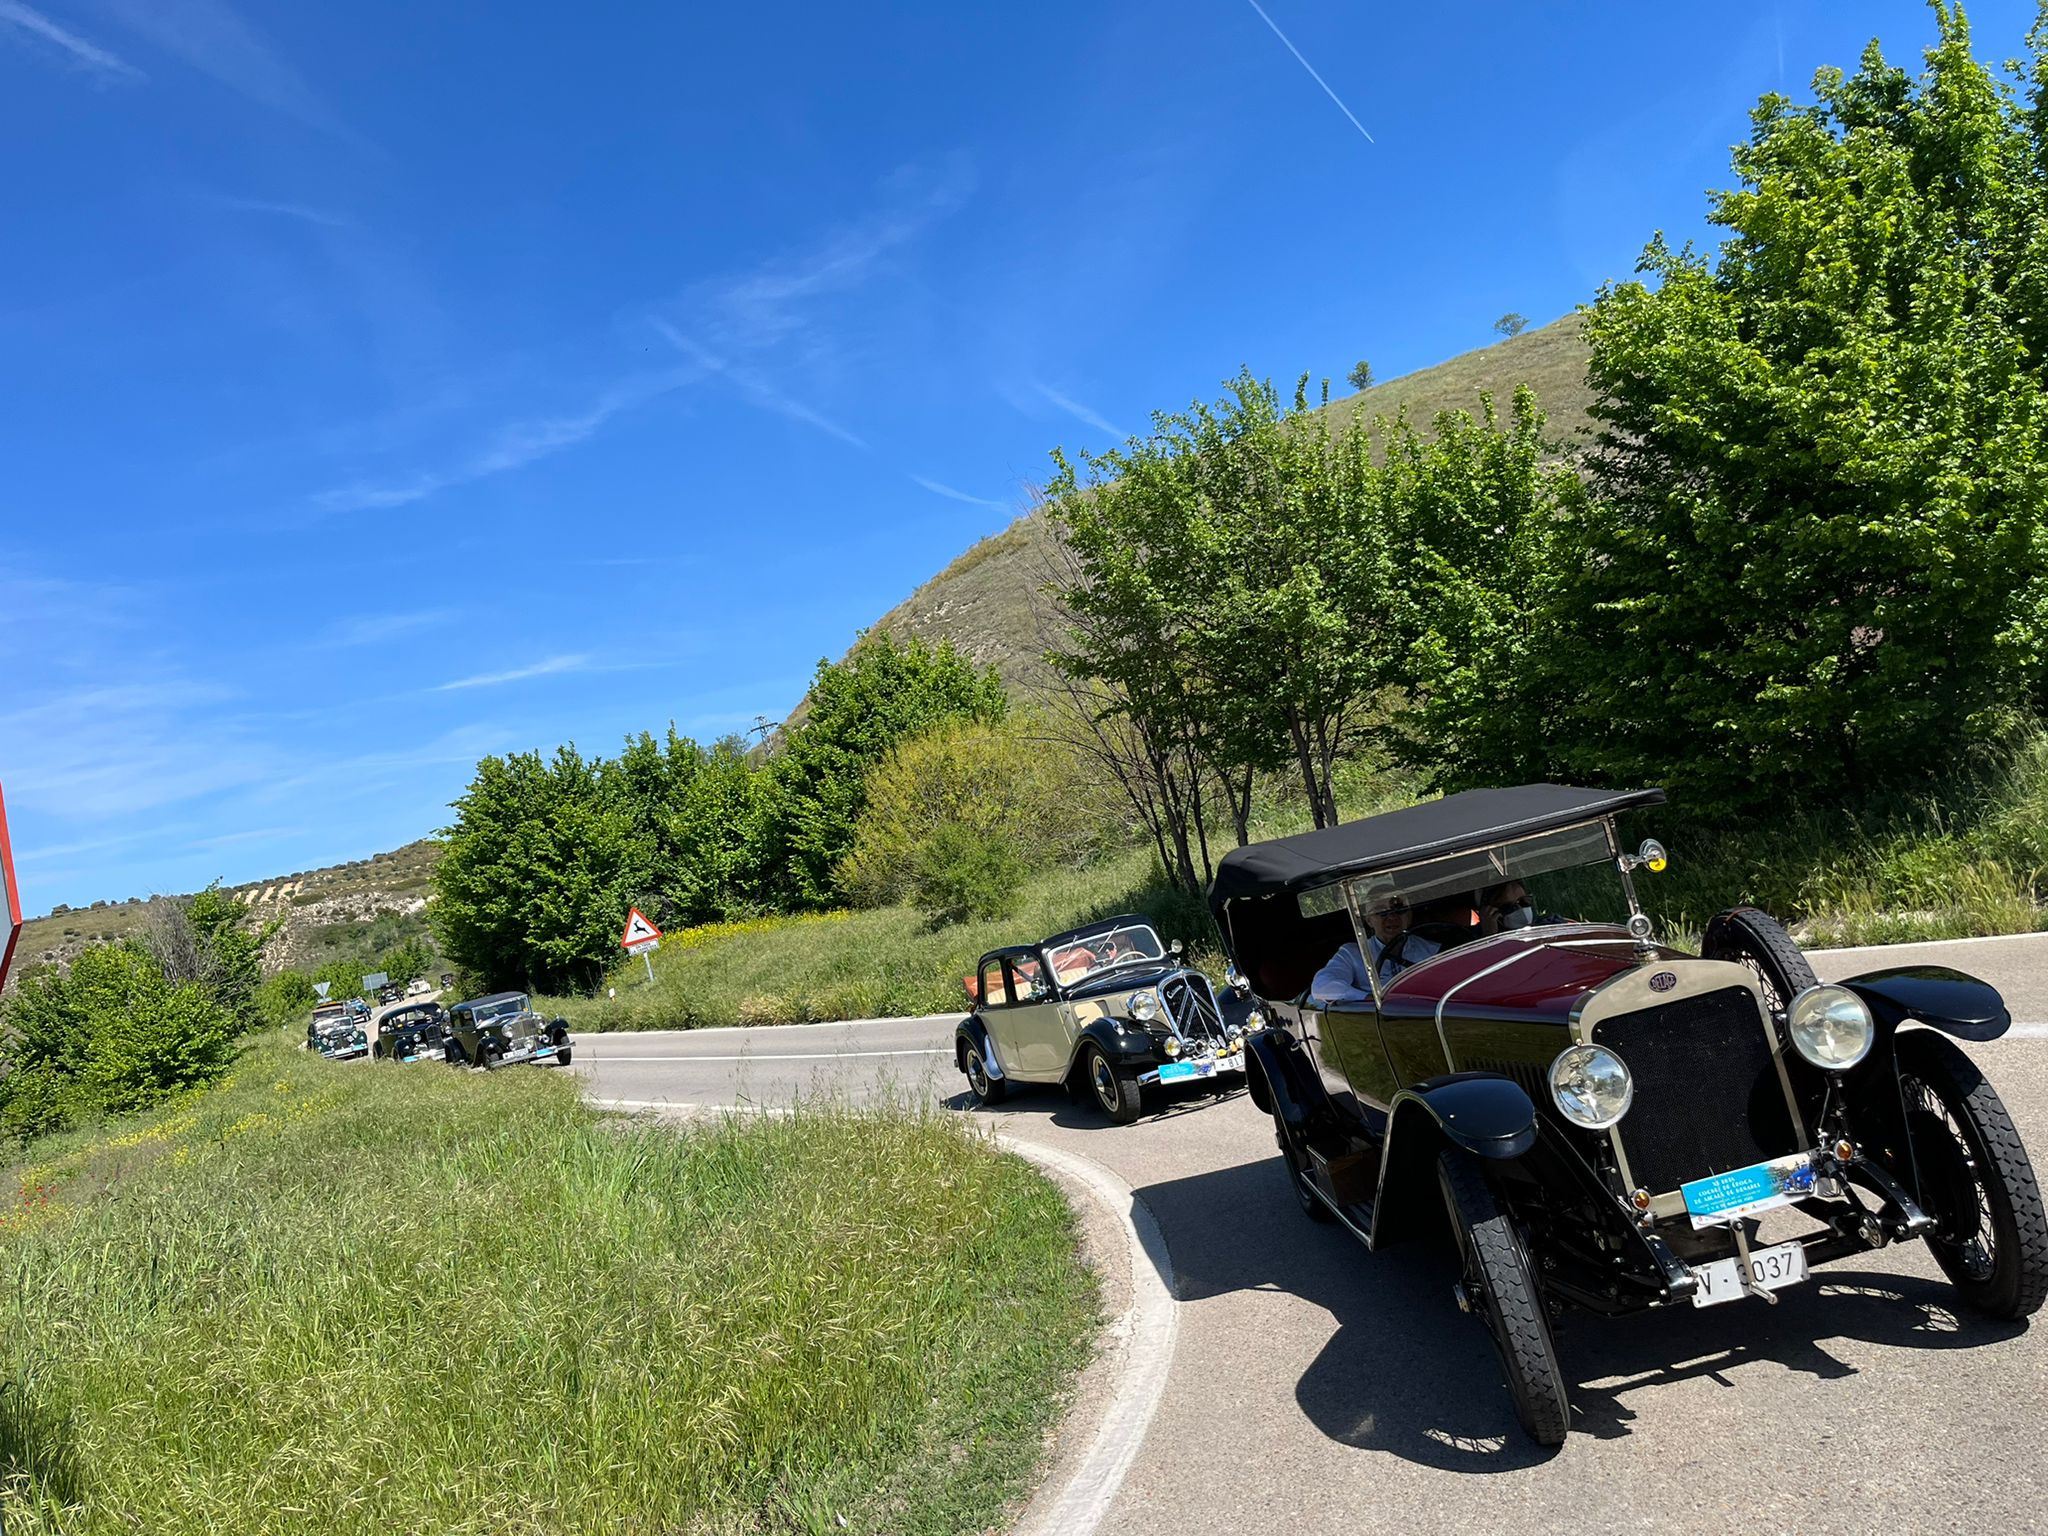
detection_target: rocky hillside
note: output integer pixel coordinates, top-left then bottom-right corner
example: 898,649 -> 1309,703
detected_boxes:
864,313 -> 1595,698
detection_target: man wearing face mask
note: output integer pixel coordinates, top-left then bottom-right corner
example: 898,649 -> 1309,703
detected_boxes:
1310,897 -> 1441,1005
1480,880 -> 1536,935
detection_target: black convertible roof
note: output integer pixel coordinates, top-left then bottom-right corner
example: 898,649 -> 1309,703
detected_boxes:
1209,784 -> 1665,914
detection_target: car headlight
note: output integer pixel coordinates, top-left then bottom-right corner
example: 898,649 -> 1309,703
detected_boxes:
1549,1043 -> 1634,1130
1128,989 -> 1160,1023
1786,984 -> 1875,1070
1244,1008 -> 1266,1032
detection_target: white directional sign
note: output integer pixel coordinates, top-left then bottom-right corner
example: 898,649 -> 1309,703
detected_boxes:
620,907 -> 662,955
0,779 -> 19,993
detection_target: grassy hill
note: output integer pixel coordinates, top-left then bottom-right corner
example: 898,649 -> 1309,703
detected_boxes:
865,312 -> 1593,698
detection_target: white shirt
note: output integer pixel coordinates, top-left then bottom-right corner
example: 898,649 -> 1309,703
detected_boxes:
1309,933 -> 1442,1005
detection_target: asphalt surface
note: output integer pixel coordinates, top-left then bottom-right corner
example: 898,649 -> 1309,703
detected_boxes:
573,935 -> 2048,1534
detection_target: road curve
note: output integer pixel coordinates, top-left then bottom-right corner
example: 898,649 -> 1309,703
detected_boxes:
574,937 -> 2048,1534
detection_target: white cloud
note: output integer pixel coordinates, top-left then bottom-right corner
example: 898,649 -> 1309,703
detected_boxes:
100,0 -> 356,139
1239,0 -> 1374,145
910,474 -> 1009,510
204,194 -> 351,229
0,0 -> 140,78
326,608 -> 455,647
433,654 -> 592,692
1033,383 -> 1129,441
651,321 -> 867,449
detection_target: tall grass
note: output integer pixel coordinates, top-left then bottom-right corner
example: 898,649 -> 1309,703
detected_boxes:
0,1036 -> 1095,1534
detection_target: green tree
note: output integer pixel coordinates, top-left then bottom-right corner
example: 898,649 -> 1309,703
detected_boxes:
379,936 -> 435,986
256,968 -> 318,1027
142,881 -> 272,1022
1346,359 -> 1374,391
615,728 -> 768,926
1492,312 -> 1528,339
433,746 -> 654,992
757,635 -> 1007,909
1559,7 -> 2048,811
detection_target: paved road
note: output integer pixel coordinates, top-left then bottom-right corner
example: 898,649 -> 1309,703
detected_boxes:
574,938 -> 2048,1533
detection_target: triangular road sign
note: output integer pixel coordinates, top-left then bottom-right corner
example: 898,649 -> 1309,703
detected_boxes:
621,907 -> 663,951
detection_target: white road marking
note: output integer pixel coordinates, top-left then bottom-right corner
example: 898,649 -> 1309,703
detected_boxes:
1810,931 -> 2048,956
2008,1023 -> 2048,1039
570,1013 -> 965,1040
582,1048 -> 949,1062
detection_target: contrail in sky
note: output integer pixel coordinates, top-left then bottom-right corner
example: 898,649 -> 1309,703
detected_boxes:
1240,0 -> 1374,145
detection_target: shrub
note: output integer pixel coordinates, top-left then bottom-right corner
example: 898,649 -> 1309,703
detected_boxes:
909,822 -> 1027,926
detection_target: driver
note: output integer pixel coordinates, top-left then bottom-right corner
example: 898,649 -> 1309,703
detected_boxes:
1310,897 -> 1441,1005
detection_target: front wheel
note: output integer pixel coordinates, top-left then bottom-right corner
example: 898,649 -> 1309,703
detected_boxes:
964,1043 -> 1006,1105
553,1046 -> 573,1067
1898,1030 -> 2048,1320
1085,1045 -> 1142,1125
1438,1148 -> 1569,1447
1275,1115 -> 1332,1223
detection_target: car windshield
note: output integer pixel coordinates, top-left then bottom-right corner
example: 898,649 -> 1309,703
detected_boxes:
1045,924 -> 1166,987
471,996 -> 529,1026
1300,819 -> 1633,935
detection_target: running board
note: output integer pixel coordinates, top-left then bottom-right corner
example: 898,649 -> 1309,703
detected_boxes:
1305,1148 -> 1379,1249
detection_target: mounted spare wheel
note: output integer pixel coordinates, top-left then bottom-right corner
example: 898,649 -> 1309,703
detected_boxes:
1701,906 -> 1816,1019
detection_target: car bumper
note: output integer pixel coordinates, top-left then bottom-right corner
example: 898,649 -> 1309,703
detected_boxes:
484,1042 -> 562,1068
1140,1050 -> 1246,1086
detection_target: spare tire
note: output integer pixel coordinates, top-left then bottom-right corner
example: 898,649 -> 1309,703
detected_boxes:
1700,906 -> 1817,1019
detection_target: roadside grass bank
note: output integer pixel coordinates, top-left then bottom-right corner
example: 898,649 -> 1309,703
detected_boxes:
557,734 -> 2048,1031
0,1034 -> 1096,1535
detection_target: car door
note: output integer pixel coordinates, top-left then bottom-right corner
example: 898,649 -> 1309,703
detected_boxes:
1000,952 -> 1072,1079
976,956 -> 1025,1078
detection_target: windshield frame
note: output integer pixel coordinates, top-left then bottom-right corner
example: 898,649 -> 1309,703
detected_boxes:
1041,922 -> 1167,991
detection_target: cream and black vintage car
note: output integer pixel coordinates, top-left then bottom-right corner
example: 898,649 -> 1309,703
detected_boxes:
1214,784 -> 2046,1446
954,915 -> 1256,1122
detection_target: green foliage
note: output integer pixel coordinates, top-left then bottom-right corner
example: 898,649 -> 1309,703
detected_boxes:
0,1035 -> 1095,1534
759,635 -> 1008,910
1347,358 -> 1374,390
0,944 -> 235,1136
311,956 -> 371,1002
908,822 -> 1027,926
1541,8 -> 2048,812
255,968 -> 317,1027
615,728 -> 769,926
1493,312 -> 1528,339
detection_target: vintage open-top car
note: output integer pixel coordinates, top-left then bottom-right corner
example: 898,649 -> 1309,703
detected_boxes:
444,991 -> 573,1069
954,914 -> 1256,1122
373,1002 -> 448,1063
1213,783 -> 2046,1446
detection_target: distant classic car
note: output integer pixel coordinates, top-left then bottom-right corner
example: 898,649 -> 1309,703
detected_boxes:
1214,783 -> 2045,1447
306,1000 -> 369,1062
373,1002 -> 447,1063
444,991 -> 573,1069
954,915 -> 1256,1122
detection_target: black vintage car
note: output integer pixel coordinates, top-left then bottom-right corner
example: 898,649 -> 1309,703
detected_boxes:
1214,783 -> 2045,1446
444,991 -> 573,1069
373,1003 -> 447,1063
306,1000 -> 369,1061
954,914 -> 1257,1122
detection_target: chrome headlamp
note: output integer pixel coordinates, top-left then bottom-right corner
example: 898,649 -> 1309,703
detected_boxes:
1127,989 -> 1160,1024
1549,1043 -> 1634,1130
1785,984 -> 1875,1070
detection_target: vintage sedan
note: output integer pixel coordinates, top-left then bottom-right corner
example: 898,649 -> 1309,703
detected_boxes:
306,1000 -> 370,1061
954,914 -> 1256,1122
444,991 -> 573,1069
1213,783 -> 2045,1446
373,1002 -> 448,1063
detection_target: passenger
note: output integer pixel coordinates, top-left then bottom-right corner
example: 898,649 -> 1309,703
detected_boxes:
1309,897 -> 1442,1005
1479,880 -> 1537,936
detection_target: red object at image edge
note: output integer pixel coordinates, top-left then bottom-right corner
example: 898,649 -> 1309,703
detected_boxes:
0,780 -> 19,993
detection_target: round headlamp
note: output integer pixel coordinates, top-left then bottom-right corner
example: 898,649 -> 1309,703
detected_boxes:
1549,1043 -> 1634,1130
1785,984 -> 1874,1070
1127,989 -> 1160,1024
1244,1008 -> 1266,1032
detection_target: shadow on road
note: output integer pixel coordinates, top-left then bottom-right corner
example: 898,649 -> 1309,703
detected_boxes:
938,1078 -> 1250,1129
1133,1152 -> 2027,1472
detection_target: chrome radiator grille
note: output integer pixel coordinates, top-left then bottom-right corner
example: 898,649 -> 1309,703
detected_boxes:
1161,974 -> 1225,1045
1590,985 -> 1802,1195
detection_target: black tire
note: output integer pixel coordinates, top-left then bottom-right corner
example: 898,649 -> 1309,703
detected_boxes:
445,1038 -> 467,1068
963,1042 -> 1006,1105
1085,1045 -> 1142,1125
554,1046 -> 573,1067
1438,1148 -> 1570,1447
1701,906 -> 1817,1019
1897,1030 -> 2048,1320
1276,1116 -> 1332,1222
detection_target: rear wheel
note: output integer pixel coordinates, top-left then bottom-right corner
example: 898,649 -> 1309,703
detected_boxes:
1898,1030 -> 2048,1320
1438,1148 -> 1569,1447
964,1043 -> 1006,1105
1085,1045 -> 1142,1125
1701,906 -> 1816,1019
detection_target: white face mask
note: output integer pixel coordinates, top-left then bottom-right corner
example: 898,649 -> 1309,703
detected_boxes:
1499,902 -> 1535,930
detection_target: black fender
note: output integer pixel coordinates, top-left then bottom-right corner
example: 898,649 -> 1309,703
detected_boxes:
1244,1026 -> 1325,1127
1062,1018 -> 1165,1086
549,1018 -> 570,1047
1837,966 -> 2011,1042
954,1014 -> 1007,1080
1368,1074 -> 1538,1249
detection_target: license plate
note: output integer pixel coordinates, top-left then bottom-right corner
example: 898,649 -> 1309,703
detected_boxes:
1681,1154 -> 1817,1229
1158,1059 -> 1215,1083
1691,1239 -> 1810,1308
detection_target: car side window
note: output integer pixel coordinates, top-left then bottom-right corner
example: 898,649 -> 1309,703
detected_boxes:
1008,956 -> 1047,1002
979,960 -> 1013,1007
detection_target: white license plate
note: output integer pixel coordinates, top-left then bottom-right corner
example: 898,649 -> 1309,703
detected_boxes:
1691,1240 -> 1810,1308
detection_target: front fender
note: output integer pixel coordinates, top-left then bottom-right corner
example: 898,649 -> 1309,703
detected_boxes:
1244,1026 -> 1324,1128
1838,966 -> 2011,1042
1064,1018 -> 1164,1084
955,1015 -> 1006,1079
1369,1074 -> 1539,1250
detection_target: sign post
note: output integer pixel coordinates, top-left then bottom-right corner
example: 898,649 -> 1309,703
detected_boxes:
620,906 -> 663,985
0,780 -> 20,994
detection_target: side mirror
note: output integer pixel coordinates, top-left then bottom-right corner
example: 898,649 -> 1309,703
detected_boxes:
1621,838 -> 1668,874
1225,967 -> 1249,992
1170,939 -> 1184,957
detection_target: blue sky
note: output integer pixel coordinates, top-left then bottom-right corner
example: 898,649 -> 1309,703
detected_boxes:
1,0 -> 2030,915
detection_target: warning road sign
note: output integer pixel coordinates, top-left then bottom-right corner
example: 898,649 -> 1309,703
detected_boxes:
620,907 -> 662,954
0,780 -> 19,994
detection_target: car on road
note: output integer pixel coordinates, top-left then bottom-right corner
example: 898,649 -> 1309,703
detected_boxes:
373,1002 -> 448,1063
1213,783 -> 2047,1447
307,999 -> 369,1062
444,991 -> 573,1069
405,978 -> 432,998
954,914 -> 1257,1122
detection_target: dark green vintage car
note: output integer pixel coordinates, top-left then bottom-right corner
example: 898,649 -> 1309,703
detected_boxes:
373,1003 -> 448,1063
307,999 -> 369,1061
444,992 -> 573,1069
